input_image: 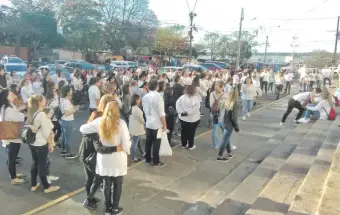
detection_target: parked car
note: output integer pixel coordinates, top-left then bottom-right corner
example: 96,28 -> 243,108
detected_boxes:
4,63 -> 27,79
38,64 -> 58,72
110,61 -> 130,69
182,64 -> 208,73
53,60 -> 68,66
1,56 -> 25,64
206,61 -> 228,69
126,61 -> 138,69
64,61 -> 95,71
96,64 -> 114,72
200,63 -> 223,71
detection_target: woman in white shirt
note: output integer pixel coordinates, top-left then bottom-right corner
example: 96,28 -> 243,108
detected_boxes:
59,86 -> 77,159
32,76 -> 44,95
80,101 -> 131,215
26,94 -> 60,193
72,70 -> 83,107
176,85 -> 201,150
275,72 -> 284,100
241,77 -> 257,120
128,94 -> 145,162
0,89 -> 26,185
268,70 -> 275,93
21,79 -> 34,104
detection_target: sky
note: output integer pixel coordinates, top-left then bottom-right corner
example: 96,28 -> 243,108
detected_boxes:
149,0 -> 340,53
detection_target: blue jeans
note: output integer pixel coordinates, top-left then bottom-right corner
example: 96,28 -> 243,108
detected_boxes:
60,119 -> 73,153
212,122 -> 224,148
304,109 -> 320,119
242,100 -> 253,116
218,128 -> 233,156
130,135 -> 145,160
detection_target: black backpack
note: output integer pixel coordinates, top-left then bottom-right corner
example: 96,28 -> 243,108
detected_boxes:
54,99 -> 64,119
21,111 -> 42,145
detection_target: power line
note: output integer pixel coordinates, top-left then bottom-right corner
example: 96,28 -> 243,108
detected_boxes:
267,17 -> 338,21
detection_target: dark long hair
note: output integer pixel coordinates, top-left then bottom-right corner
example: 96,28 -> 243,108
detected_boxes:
0,89 -> 11,109
131,94 -> 140,107
45,82 -> 55,102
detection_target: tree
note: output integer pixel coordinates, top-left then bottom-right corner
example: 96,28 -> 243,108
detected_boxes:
204,33 -> 221,60
152,27 -> 189,57
304,50 -> 338,68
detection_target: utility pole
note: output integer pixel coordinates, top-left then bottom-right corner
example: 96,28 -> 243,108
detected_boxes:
188,12 -> 196,63
264,36 -> 269,63
333,16 -> 340,65
236,8 -> 244,67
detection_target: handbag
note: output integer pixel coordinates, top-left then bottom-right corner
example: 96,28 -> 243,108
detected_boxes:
0,106 -> 21,140
159,131 -> 172,156
323,107 -> 336,121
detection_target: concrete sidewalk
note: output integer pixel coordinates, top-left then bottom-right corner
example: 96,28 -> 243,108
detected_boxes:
32,94 -> 301,215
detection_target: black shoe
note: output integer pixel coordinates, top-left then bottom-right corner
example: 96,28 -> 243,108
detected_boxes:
217,157 -> 229,162
60,151 -> 68,157
82,199 -> 97,210
153,162 -> 166,167
64,153 -> 78,160
112,208 -> 123,215
16,156 -> 23,161
92,197 -> 100,204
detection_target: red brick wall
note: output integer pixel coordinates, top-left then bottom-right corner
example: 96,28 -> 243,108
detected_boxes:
0,46 -> 29,61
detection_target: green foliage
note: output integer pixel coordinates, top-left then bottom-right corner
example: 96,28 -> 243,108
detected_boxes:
304,50 -> 339,68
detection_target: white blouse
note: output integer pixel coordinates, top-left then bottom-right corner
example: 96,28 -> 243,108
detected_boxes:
176,94 -> 201,122
21,84 -> 34,103
80,118 -> 131,177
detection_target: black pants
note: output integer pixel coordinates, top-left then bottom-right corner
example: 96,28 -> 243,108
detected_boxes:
285,81 -> 291,94
323,77 -> 331,87
29,144 -> 50,189
281,98 -> 305,123
145,128 -> 161,164
73,90 -> 82,106
276,84 -> 283,100
7,143 -> 21,179
103,176 -> 123,211
166,114 -> 175,144
52,121 -> 61,142
180,119 -> 200,148
84,167 -> 102,200
268,82 -> 274,92
261,81 -> 268,93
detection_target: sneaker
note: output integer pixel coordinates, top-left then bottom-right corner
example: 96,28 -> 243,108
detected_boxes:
47,175 -> 59,181
200,113 -> 204,117
229,153 -> 234,158
60,151 -> 68,157
181,146 -> 187,149
294,120 -> 300,125
105,207 -> 113,215
16,173 -> 27,179
231,145 -> 237,150
82,199 -> 97,210
132,158 -> 142,162
16,156 -> 23,161
214,146 -> 220,150
64,153 -> 78,160
247,112 -> 251,117
54,144 -> 61,149
31,183 -> 40,191
299,118 -> 310,124
188,145 -> 196,150
112,208 -> 123,215
217,157 -> 229,162
11,178 -> 25,185
242,116 -> 246,121
153,162 -> 166,167
175,132 -> 181,137
280,122 -> 283,126
44,186 -> 60,193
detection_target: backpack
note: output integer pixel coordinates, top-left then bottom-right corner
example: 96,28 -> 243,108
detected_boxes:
324,107 -> 337,121
211,93 -> 224,113
21,111 -> 42,145
205,89 -> 211,109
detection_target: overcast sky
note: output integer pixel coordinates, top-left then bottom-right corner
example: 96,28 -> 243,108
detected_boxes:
150,0 -> 340,53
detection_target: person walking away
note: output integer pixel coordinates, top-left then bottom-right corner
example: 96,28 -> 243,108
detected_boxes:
176,85 -> 201,150
241,77 -> 256,121
26,95 -> 60,193
88,77 -> 102,114
217,88 -> 240,162
275,71 -> 284,100
73,70 -> 83,107
164,84 -> 176,145
129,94 -> 145,162
268,69 -> 275,93
45,82 -> 62,149
121,84 -> 131,124
172,75 -> 184,137
284,70 -> 293,94
210,81 -> 227,149
59,86 -> 77,159
280,88 -> 322,125
80,101 -> 131,215
0,89 -> 26,184
142,80 -> 167,167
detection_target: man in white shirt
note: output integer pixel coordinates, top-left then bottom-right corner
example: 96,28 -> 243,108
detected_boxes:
88,77 -> 102,114
284,71 -> 293,94
321,66 -> 332,88
142,80 -> 167,167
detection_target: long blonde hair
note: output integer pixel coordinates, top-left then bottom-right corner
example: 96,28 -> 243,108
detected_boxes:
99,101 -> 120,142
225,88 -> 238,110
88,94 -> 117,123
27,94 -> 45,124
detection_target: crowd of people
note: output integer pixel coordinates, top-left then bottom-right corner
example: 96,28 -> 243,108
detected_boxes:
0,63 -> 336,215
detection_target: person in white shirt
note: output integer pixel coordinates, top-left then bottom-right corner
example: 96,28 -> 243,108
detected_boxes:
261,70 -> 270,94
26,94 -> 60,193
275,72 -> 284,100
129,94 -> 145,162
268,69 -> 275,93
284,71 -> 293,94
0,89 -> 26,185
240,77 -> 257,120
32,76 -> 44,95
299,90 -> 333,123
20,79 -> 34,104
59,86 -> 77,159
309,71 -> 316,90
72,70 -> 83,106
142,80 -> 167,167
80,101 -> 130,215
322,66 -> 332,88
176,85 -> 201,150
280,88 -> 322,125
88,77 -> 102,113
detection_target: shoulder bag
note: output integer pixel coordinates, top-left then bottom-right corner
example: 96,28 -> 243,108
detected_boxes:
0,106 -> 21,140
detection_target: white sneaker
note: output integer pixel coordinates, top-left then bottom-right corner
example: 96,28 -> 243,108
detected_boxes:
188,145 -> 196,150
231,145 -> 237,150
247,112 -> 251,117
299,118 -> 310,124
48,176 -> 59,181
242,116 -> 246,121
280,122 -> 283,126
